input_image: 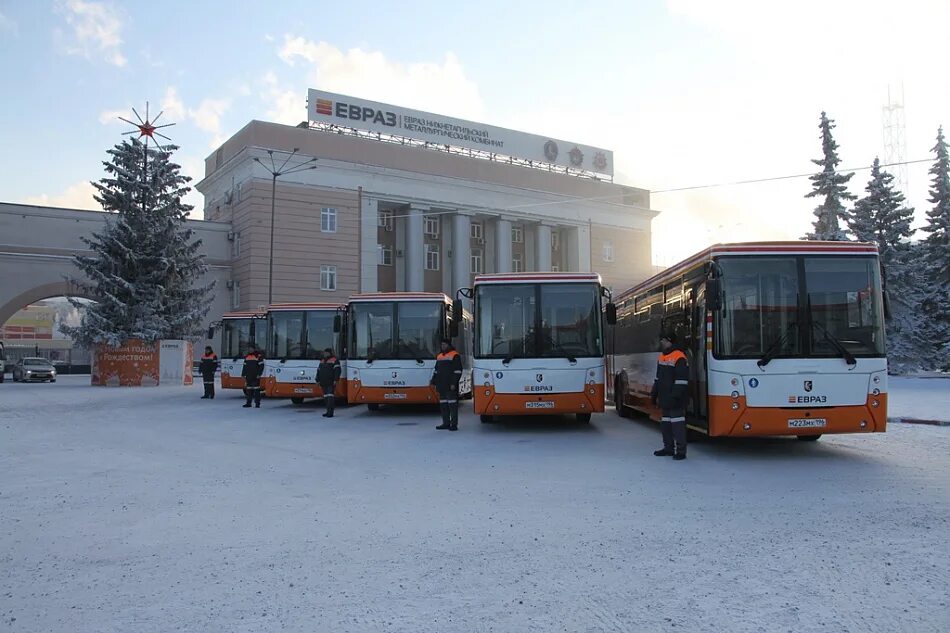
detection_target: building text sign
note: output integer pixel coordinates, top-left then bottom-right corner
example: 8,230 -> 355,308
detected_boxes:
307,89 -> 613,176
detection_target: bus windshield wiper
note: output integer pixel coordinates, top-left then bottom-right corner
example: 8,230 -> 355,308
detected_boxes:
544,334 -> 577,363
811,320 -> 857,366
757,321 -> 797,368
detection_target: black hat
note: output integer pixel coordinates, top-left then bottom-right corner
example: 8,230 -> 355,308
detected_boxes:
660,331 -> 677,344
441,338 -> 452,345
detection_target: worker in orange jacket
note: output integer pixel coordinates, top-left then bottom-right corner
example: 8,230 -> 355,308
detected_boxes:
651,331 -> 689,460
431,339 -> 463,431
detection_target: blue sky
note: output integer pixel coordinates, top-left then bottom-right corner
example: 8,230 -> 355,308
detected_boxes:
1,0 -> 947,262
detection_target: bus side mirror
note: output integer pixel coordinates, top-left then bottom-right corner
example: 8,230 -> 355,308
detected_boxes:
449,320 -> 460,338
706,278 -> 722,311
605,302 -> 617,325
452,299 -> 462,323
333,314 -> 342,333
207,326 -> 215,340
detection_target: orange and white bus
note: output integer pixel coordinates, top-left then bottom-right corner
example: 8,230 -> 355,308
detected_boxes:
608,241 -> 887,440
215,311 -> 266,390
261,303 -> 347,404
465,272 -> 613,423
346,292 -> 471,409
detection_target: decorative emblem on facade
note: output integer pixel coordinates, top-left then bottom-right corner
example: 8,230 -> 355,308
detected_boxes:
568,146 -> 584,167
593,151 -> 607,171
543,140 -> 559,161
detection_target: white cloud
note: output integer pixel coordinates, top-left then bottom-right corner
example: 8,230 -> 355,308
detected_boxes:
0,10 -> 17,35
22,181 -> 100,211
272,36 -> 485,121
55,0 -> 126,67
161,86 -> 186,121
97,108 -> 127,124
188,98 -> 230,134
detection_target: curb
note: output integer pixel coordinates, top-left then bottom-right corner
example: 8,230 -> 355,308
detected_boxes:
889,417 -> 950,427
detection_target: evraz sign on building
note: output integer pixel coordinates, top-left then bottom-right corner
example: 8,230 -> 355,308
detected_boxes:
307,88 -> 614,177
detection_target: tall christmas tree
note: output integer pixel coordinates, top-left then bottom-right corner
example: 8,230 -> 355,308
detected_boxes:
65,118 -> 214,347
803,112 -> 855,241
919,126 -> 950,369
848,157 -> 921,371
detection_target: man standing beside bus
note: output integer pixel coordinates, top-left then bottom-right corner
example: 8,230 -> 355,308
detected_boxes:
432,338 -> 463,431
317,347 -> 341,418
199,346 -> 219,399
651,332 -> 689,460
242,346 -> 264,408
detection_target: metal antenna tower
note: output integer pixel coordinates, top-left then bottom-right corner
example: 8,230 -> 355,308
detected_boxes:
882,84 -> 908,196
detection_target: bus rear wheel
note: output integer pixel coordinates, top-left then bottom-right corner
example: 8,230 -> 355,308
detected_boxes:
291,397 -> 304,405
576,413 -> 591,424
796,434 -> 822,442
480,414 -> 495,424
367,403 -> 380,411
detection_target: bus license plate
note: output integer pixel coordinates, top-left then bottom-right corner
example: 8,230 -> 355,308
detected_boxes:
384,393 -> 407,399
788,418 -> 827,428
294,388 -> 311,394
525,401 -> 555,409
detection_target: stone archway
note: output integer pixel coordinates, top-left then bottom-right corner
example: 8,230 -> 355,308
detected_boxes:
0,281 -> 95,329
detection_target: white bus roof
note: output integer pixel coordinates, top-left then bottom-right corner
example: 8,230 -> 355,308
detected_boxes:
473,272 -> 603,285
221,311 -> 266,319
616,241 -> 879,302
265,303 -> 344,312
347,292 -> 451,303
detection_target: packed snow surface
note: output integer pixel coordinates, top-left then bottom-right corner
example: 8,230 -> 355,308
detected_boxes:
887,375 -> 950,421
2,376 -> 949,632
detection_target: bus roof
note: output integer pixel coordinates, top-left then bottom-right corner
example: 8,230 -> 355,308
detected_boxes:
616,241 -> 879,302
266,302 -> 344,312
221,311 -> 266,319
473,272 -> 603,285
348,292 -> 451,303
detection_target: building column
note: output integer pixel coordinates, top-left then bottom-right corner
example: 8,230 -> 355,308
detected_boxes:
535,223 -> 553,272
406,205 -> 426,291
453,212 -> 472,293
494,217 -> 512,274
359,194 -> 378,293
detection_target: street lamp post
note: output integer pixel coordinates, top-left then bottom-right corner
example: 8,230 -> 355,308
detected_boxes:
253,149 -> 317,306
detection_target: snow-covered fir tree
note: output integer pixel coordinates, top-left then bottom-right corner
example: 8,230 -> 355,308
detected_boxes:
65,138 -> 214,347
919,126 -> 950,369
848,157 -> 921,372
803,112 -> 855,241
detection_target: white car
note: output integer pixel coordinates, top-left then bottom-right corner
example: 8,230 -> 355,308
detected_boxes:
11,357 -> 57,383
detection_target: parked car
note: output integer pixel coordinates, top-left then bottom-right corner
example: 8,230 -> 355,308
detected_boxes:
12,357 -> 57,383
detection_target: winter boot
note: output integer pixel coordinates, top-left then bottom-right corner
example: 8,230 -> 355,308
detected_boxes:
436,423 -> 451,430
449,424 -> 458,431
653,448 -> 674,457
673,453 -> 687,461
243,403 -> 252,408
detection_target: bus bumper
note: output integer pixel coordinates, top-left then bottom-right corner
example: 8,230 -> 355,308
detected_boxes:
474,385 -> 605,416
709,394 -> 888,436
348,382 -> 438,405
220,374 -> 246,390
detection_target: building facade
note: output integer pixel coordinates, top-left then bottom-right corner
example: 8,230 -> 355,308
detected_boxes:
197,117 -> 657,311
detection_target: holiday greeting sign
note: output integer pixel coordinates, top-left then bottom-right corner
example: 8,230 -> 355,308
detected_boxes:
92,340 -> 194,387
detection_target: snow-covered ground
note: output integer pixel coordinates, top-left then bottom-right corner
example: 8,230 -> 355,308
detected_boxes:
2,376 -> 949,633
887,375 -> 950,422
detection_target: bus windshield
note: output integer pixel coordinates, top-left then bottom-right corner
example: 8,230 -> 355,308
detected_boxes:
222,319 -> 255,359
269,310 -> 338,360
716,255 -> 885,359
349,301 -> 444,360
475,283 -> 603,359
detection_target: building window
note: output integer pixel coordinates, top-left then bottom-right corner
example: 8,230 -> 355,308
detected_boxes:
551,264 -> 560,272
377,244 -> 393,266
321,207 -> 337,233
512,253 -> 524,273
425,244 -> 440,271
471,249 -> 483,274
230,233 -> 241,259
320,265 -> 337,291
602,241 -> 614,262
551,231 -> 560,251
378,210 -> 393,231
471,221 -> 483,241
511,226 -> 523,244
230,280 -> 240,309
424,215 -> 440,238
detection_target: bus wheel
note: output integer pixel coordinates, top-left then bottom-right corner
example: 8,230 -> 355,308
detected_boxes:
796,434 -> 822,442
291,397 -> 304,405
576,413 -> 592,424
368,403 -> 380,411
615,379 -> 630,418
480,414 -> 495,424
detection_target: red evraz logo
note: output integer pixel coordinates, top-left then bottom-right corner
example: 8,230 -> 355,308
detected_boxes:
315,99 -> 332,116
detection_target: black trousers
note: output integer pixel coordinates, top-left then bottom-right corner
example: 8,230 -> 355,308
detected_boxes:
244,385 -> 262,406
202,377 -> 215,398
439,400 -> 459,427
660,407 -> 687,455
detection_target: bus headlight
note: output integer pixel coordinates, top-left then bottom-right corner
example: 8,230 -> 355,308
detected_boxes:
732,402 -> 740,410
589,388 -> 595,395
872,388 -> 880,396
860,420 -> 868,428
484,390 -> 491,396
873,375 -> 881,384
730,378 -> 739,387
871,400 -> 880,408
742,422 -> 751,430
483,372 -> 490,379
731,391 -> 739,399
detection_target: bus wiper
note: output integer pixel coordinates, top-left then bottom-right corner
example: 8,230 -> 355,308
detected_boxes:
757,322 -> 797,368
544,334 -> 577,363
811,320 -> 857,366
